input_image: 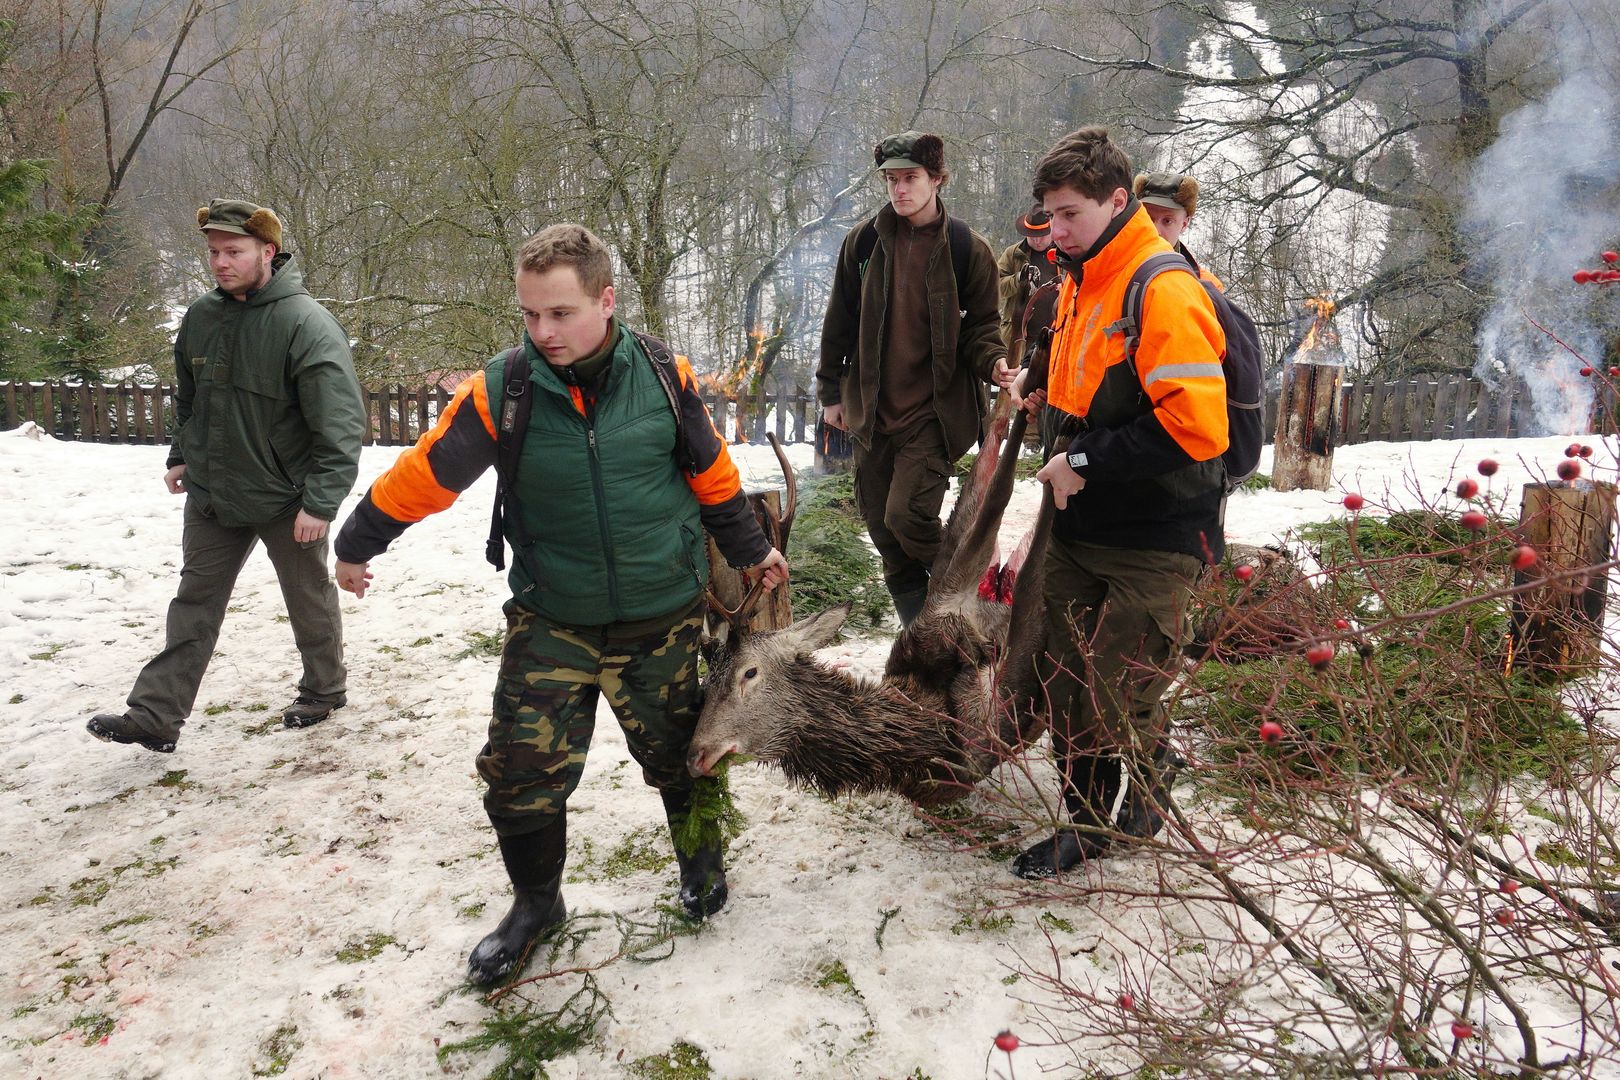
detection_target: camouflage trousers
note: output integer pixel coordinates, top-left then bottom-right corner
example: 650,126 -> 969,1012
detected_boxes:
477,597 -> 705,837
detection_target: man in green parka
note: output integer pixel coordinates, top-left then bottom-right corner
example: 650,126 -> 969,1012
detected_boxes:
88,199 -> 366,753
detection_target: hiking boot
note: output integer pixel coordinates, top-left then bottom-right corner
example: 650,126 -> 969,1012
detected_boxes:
86,713 -> 176,754
282,694 -> 346,729
467,818 -> 568,988
662,788 -> 728,920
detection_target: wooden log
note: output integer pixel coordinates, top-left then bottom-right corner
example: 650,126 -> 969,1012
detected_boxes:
1270,359 -> 1343,492
1508,479 -> 1616,680
704,489 -> 792,633
813,415 -> 854,475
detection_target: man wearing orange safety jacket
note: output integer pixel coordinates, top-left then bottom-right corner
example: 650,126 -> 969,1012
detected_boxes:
332,224 -> 787,987
1009,127 -> 1228,881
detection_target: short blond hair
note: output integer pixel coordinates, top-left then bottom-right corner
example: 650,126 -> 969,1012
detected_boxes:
515,224 -> 613,295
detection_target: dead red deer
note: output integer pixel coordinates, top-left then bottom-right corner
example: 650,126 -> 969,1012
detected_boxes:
688,398 -> 1053,807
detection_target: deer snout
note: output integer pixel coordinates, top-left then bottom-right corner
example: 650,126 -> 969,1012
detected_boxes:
686,741 -> 736,778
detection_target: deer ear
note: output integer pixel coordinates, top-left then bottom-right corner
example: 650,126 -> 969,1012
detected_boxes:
789,603 -> 850,652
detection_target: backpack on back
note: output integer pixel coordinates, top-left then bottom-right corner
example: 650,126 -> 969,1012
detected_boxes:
485,331 -> 692,575
1114,252 -> 1264,493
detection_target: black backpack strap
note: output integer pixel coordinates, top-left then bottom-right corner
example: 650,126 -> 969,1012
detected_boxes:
947,215 -> 971,306
631,329 -> 697,476
1109,251 -> 1198,374
486,345 -> 529,573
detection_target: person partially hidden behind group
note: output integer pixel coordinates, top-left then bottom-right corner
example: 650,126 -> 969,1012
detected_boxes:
1133,170 -> 1225,291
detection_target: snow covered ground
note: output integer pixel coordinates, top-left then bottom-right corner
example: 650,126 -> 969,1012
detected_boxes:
1,427 -> 1614,1079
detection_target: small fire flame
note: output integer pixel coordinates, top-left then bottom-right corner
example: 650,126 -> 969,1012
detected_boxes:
1297,295 -> 1340,359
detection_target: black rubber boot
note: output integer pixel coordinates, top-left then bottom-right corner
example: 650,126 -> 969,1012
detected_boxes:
661,788 -> 728,920
1011,749 -> 1182,879
891,585 -> 929,629
1011,754 -> 1120,880
467,816 -> 567,987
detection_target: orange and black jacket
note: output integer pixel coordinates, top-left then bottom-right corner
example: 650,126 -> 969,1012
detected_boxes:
335,323 -> 770,625
1045,201 -> 1229,562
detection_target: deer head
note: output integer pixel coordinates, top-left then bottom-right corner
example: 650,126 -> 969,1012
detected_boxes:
688,604 -> 850,777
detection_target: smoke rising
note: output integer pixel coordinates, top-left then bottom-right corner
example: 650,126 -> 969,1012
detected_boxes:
1466,28 -> 1620,436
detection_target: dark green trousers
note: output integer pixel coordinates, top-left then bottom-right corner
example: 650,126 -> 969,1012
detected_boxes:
125,497 -> 345,741
1039,537 -> 1201,758
853,417 -> 951,595
478,598 -> 705,837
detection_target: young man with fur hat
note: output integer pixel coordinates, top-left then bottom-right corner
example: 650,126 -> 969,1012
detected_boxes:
88,199 -> 366,753
996,205 -> 1062,363
1009,129 -> 1229,879
816,130 -> 1014,628
1134,171 -> 1224,291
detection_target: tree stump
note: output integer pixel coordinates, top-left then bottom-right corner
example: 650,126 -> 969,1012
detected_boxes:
1270,360 -> 1343,492
1508,480 -> 1616,679
705,489 -> 792,632
813,416 -> 854,475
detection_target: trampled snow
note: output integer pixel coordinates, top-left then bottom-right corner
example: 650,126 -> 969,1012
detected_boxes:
1,427 -> 1614,1078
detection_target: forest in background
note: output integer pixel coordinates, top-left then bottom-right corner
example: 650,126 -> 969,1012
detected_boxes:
3,0 -> 1618,416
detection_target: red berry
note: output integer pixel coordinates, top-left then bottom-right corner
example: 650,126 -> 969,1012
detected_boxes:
1117,992 -> 1135,1010
1342,493 -> 1364,511
1456,478 -> 1479,499
1511,545 -> 1537,571
1305,642 -> 1333,670
1611,367 -> 1620,376
1259,720 -> 1284,744
1477,459 -> 1498,477
1565,443 -> 1582,458
1557,459 -> 1581,482
1574,270 -> 1593,284
1460,510 -> 1487,531
1334,618 -> 1350,630
1580,366 -> 1594,376
1604,251 -> 1619,263
1580,445 -> 1593,458
1495,907 -> 1516,926
1500,878 -> 1520,894
1234,564 -> 1254,582
1451,1020 -> 1474,1040
995,1030 -> 1019,1053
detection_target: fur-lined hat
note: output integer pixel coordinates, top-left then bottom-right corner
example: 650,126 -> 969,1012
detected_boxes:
1133,172 -> 1199,216
874,131 -> 945,174
196,198 -> 283,249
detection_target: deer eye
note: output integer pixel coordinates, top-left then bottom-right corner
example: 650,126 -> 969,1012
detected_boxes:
743,667 -> 758,681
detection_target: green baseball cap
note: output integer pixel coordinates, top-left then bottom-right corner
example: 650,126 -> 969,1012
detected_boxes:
875,130 -> 931,171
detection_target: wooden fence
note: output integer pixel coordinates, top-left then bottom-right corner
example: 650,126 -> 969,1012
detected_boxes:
2,375 -> 1610,447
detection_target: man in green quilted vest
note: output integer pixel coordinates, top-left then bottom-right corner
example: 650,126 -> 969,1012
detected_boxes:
332,224 -> 787,987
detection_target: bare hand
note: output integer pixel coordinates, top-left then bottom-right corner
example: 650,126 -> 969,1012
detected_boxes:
164,464 -> 187,494
1009,368 -> 1046,419
292,510 -> 329,543
746,547 -> 789,591
991,356 -> 1016,388
1035,452 -> 1086,510
335,560 -> 373,598
823,403 -> 846,432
